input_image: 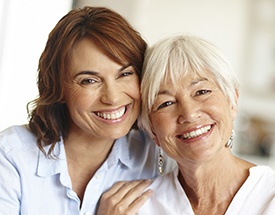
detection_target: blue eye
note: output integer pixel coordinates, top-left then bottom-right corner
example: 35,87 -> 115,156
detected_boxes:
158,101 -> 174,109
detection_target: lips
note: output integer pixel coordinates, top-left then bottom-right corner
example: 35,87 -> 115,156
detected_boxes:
95,106 -> 126,120
177,125 -> 212,140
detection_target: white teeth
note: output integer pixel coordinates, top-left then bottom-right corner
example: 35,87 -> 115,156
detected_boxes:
182,125 -> 211,139
96,107 -> 126,120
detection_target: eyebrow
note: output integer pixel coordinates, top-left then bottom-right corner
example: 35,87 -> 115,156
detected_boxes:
191,78 -> 208,85
157,78 -> 208,95
73,63 -> 132,79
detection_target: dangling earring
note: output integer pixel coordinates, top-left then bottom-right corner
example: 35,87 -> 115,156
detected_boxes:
226,130 -> 235,148
158,147 -> 164,175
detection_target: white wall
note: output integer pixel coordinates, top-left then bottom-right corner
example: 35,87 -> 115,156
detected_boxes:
75,0 -> 247,73
0,0 -> 72,131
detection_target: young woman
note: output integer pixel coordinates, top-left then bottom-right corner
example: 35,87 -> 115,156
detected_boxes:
0,7 -> 175,215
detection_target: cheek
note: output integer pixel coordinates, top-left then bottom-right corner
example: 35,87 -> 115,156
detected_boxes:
126,79 -> 140,100
208,97 -> 233,120
150,113 -> 172,138
132,87 -> 141,104
65,88 -> 97,111
210,102 -> 235,137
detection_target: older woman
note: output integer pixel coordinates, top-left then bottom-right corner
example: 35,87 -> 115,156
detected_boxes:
0,7 -> 175,215
138,34 -> 275,214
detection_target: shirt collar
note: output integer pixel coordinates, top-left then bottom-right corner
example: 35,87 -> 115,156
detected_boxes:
105,135 -> 132,169
36,138 -> 67,177
36,135 -> 133,177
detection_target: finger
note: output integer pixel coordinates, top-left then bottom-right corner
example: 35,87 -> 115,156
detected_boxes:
128,189 -> 153,212
103,179 -> 151,200
99,179 -> 151,209
118,180 -> 152,204
113,179 -> 152,205
102,181 -> 129,198
97,180 -> 152,215
111,180 -> 152,213
113,189 -> 153,215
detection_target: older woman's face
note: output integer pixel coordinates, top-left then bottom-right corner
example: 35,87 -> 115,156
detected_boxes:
149,70 -> 237,163
64,38 -> 140,142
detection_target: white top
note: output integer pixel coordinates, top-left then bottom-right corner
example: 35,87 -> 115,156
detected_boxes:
138,165 -> 275,215
0,125 -> 176,215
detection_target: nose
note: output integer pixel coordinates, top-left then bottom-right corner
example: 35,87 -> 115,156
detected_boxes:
100,82 -> 121,105
177,100 -> 201,124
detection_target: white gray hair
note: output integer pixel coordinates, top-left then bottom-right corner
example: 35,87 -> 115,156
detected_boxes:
138,34 -> 239,138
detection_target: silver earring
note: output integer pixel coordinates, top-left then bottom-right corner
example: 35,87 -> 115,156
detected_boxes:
226,130 -> 235,148
158,147 -> 164,175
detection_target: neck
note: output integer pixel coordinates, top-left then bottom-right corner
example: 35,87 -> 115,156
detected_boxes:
64,128 -> 115,203
177,150 -> 254,213
64,126 -> 115,163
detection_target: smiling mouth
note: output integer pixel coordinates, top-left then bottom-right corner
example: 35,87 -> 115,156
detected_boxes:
177,125 -> 212,140
95,106 -> 126,120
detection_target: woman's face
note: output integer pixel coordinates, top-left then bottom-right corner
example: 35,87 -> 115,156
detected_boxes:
64,38 -> 140,142
149,70 -> 238,164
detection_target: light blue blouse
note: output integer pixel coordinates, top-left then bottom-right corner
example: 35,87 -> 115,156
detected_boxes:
0,125 -> 175,215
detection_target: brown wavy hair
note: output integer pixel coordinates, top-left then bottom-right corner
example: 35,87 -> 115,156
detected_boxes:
27,6 -> 147,157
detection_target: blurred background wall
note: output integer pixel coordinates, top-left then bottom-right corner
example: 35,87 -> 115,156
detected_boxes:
1,0 -> 275,168
0,0 -> 72,130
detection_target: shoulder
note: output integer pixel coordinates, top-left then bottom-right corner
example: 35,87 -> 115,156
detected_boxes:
0,124 -> 35,139
138,167 -> 190,215
228,166 -> 275,214
0,124 -> 37,154
150,167 -> 179,191
250,165 -> 275,177
244,165 -> 275,199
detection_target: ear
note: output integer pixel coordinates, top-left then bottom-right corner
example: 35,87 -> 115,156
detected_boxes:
231,89 -> 239,120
